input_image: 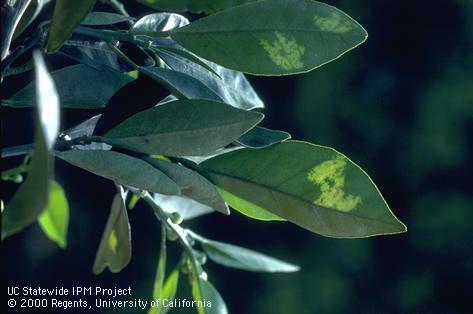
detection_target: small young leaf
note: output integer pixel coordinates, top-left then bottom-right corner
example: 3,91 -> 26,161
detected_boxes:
38,181 -> 69,249
3,64 -> 136,108
144,158 -> 229,215
2,52 -> 59,239
159,267 -> 180,314
93,187 -> 131,274
170,0 -> 367,75
199,141 -> 407,238
237,126 -> 291,148
57,150 -> 180,195
149,225 -> 166,314
81,12 -> 134,26
198,237 -> 299,272
46,0 -> 96,53
154,194 -> 215,220
197,280 -> 228,314
103,99 -> 263,156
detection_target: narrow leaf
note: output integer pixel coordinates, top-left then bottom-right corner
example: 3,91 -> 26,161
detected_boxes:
93,187 -> 131,274
103,99 -> 263,156
159,267 -> 180,314
197,280 -> 228,314
198,237 -> 299,272
2,52 -> 59,239
145,158 -> 229,215
170,0 -> 367,75
199,141 -> 407,238
136,0 -> 254,14
132,13 -> 189,34
46,0 -> 96,53
154,45 -> 264,110
38,181 -> 69,248
57,150 -> 180,195
3,64 -> 136,108
154,194 -> 215,220
237,126 -> 290,148
149,225 -> 166,314
1,0 -> 31,60
81,12 -> 134,26
139,67 -> 222,101
12,0 -> 50,40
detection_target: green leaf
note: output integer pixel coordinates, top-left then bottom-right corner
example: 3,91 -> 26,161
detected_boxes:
136,0 -> 253,14
57,150 -> 180,195
145,158 -> 229,215
12,0 -> 50,40
197,237 -> 299,272
38,180 -> 69,248
139,67 -> 222,101
237,126 -> 290,148
60,35 -> 134,72
169,0 -> 367,75
46,0 -> 96,53
192,279 -> 228,314
199,141 -> 407,238
154,45 -> 264,110
103,99 -> 263,156
159,266 -> 180,314
149,225 -> 166,314
81,12 -> 134,26
93,187 -> 131,274
154,194 -> 215,220
1,0 -> 31,60
2,52 -> 59,239
3,64 -> 136,108
132,13 -> 189,33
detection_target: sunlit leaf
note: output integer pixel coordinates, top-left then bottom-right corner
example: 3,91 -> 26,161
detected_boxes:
191,279 -> 228,314
3,64 -> 136,108
93,187 -> 131,274
197,236 -> 299,272
46,0 -> 96,52
38,180 -> 69,248
103,99 -> 263,156
199,141 -> 406,238
159,266 -> 180,314
2,52 -> 59,239
169,0 -> 367,75
1,0 -> 31,60
145,158 -> 229,215
57,150 -> 180,195
149,225 -> 166,314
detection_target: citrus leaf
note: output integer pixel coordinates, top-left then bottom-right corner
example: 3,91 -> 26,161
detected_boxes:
93,187 -> 131,274
199,141 -> 407,238
3,64 -> 136,108
237,126 -> 290,148
81,12 -> 134,26
170,0 -> 367,75
2,52 -> 59,239
46,0 -> 96,53
197,236 -> 299,272
145,158 -> 229,215
103,99 -> 263,156
57,150 -> 180,195
38,180 -> 69,248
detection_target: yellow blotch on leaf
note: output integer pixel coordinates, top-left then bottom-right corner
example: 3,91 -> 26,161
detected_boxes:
308,157 -> 362,212
259,32 -> 305,70
313,12 -> 352,33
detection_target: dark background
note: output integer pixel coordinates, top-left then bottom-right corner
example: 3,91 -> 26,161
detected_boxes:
2,0 -> 473,313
